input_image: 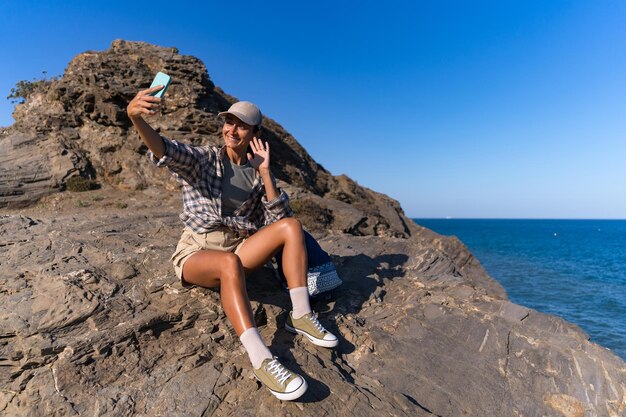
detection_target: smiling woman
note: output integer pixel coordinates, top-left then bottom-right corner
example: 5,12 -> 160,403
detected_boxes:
126,85 -> 338,401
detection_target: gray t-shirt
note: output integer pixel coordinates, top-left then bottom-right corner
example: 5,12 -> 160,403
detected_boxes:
221,158 -> 256,216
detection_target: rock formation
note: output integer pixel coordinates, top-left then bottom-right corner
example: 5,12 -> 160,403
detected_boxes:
0,39 -> 409,239
1,40 -> 624,417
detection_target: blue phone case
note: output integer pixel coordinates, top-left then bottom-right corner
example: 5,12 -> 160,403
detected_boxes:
149,72 -> 171,98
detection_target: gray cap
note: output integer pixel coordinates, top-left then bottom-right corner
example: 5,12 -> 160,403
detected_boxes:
218,101 -> 262,126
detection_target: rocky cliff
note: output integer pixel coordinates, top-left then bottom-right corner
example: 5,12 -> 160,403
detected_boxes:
0,39 -> 409,239
1,40 -> 624,417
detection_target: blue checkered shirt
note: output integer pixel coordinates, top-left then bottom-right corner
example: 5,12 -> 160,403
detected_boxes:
148,137 -> 292,235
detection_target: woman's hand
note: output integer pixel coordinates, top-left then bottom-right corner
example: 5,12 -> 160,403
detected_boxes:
247,137 -> 271,174
126,85 -> 164,119
126,86 -> 166,158
249,137 -> 278,200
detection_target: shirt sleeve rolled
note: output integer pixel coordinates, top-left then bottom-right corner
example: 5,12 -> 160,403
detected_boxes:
261,189 -> 292,224
146,136 -> 203,183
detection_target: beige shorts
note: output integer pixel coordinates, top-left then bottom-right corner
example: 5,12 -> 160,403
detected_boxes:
171,226 -> 248,286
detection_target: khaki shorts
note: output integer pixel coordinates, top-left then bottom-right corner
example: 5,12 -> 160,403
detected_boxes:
171,226 -> 248,286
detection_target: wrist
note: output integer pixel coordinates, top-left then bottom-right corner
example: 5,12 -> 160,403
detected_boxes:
128,114 -> 143,123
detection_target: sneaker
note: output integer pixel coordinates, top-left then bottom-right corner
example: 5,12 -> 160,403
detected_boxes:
286,312 -> 339,348
253,357 -> 307,401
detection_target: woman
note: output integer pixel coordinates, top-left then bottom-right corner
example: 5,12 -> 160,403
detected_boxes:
127,84 -> 338,401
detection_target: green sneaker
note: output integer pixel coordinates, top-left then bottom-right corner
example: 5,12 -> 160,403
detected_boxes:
286,312 -> 339,348
253,357 -> 307,401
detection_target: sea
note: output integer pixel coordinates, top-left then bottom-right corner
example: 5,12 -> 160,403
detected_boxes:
413,219 -> 626,361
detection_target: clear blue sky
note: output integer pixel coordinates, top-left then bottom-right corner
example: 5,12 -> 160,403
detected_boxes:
2,1 -> 625,218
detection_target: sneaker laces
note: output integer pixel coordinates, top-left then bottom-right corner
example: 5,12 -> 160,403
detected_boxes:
266,359 -> 292,385
306,313 -> 326,333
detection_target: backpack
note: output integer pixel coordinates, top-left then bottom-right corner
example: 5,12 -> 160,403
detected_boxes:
273,231 -> 342,297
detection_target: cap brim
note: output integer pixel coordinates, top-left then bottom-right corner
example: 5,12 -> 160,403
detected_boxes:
217,110 -> 257,126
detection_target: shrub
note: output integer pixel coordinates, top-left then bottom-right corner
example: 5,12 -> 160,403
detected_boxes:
66,176 -> 99,192
290,199 -> 334,233
7,71 -> 58,104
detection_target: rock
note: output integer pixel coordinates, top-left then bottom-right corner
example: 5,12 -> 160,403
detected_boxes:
0,40 -> 624,417
1,39 -> 408,238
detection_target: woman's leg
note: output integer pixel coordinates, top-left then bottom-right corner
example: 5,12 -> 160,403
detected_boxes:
236,217 -> 307,289
182,249 -> 255,336
182,245 -> 307,400
238,217 -> 338,348
237,217 -> 312,318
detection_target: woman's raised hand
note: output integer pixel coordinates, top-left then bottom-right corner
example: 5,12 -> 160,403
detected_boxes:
126,86 -> 164,119
247,137 -> 270,174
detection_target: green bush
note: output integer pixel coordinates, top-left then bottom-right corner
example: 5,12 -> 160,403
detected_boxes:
290,199 -> 334,233
66,176 -> 99,192
7,71 -> 58,104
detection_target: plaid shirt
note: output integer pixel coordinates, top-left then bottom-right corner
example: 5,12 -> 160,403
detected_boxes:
148,137 -> 292,236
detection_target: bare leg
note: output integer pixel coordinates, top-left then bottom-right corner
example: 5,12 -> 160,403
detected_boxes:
239,218 -> 337,348
182,250 -> 255,336
236,217 -> 307,289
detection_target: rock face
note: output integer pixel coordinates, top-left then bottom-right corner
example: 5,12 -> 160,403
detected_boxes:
1,41 -> 625,417
0,39 -> 409,239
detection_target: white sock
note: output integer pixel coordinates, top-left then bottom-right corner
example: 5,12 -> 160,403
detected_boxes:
239,327 -> 272,369
289,286 -> 312,319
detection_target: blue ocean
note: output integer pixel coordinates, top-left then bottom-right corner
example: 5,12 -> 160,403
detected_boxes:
413,219 -> 626,361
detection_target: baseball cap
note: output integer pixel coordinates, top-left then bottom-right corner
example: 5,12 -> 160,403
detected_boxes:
218,101 -> 262,126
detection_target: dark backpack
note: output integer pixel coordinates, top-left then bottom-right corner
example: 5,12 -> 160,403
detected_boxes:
273,231 -> 342,297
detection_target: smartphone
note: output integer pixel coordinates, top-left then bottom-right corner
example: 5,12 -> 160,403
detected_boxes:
149,72 -> 171,98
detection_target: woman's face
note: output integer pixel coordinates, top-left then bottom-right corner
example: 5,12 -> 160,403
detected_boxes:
222,114 -> 256,152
